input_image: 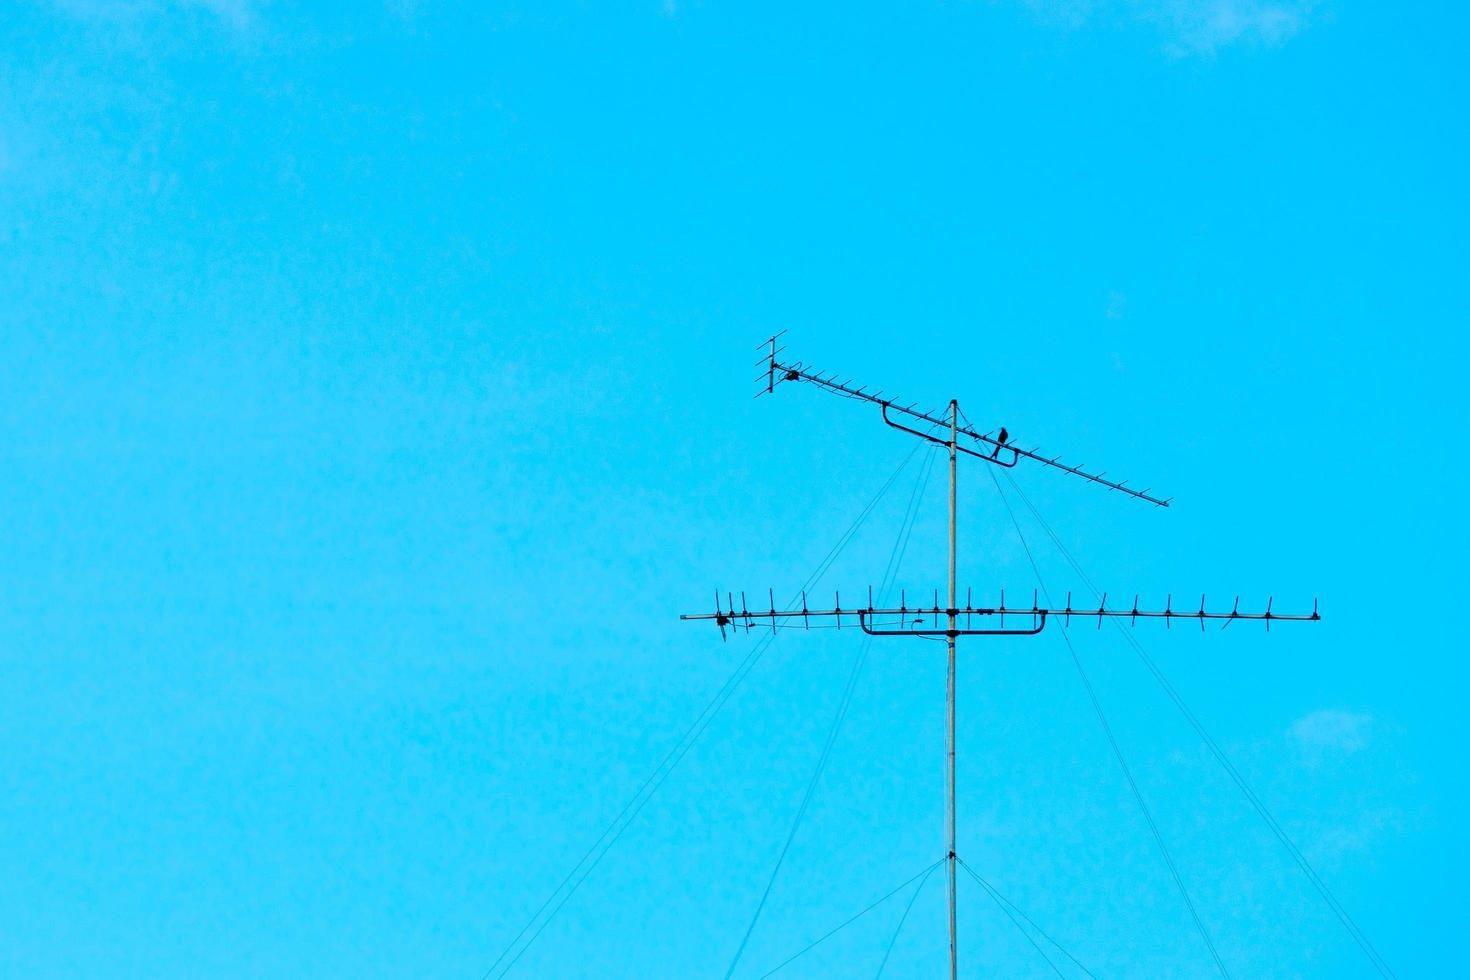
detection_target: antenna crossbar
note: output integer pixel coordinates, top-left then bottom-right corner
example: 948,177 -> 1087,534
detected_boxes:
683,594 -> 1318,639
766,359 -> 1171,507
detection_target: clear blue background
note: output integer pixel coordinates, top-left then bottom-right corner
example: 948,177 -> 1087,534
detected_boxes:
2,1 -> 1465,976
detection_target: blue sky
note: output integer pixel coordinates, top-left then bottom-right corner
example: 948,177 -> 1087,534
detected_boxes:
2,1 -> 1466,976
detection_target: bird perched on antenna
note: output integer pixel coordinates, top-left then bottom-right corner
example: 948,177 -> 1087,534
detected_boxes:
991,426 -> 1009,460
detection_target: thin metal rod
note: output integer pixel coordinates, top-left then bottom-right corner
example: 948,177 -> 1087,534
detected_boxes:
679,604 -> 1318,624
771,361 -> 1171,507
947,398 -> 958,980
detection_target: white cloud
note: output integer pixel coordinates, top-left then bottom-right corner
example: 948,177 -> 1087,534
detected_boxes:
1151,0 -> 1317,56
1023,0 -> 1322,56
184,0 -> 253,28
53,0 -> 255,30
1313,804 -> 1400,859
1290,708 -> 1371,757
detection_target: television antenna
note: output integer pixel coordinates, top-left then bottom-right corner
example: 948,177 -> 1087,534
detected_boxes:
680,334 -> 1320,979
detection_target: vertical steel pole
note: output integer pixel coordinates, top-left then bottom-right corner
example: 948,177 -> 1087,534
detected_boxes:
947,399 -> 958,980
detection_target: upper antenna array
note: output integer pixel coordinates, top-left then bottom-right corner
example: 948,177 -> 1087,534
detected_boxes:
758,332 -> 1170,507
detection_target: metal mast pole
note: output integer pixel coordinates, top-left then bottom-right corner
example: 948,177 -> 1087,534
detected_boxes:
947,398 -> 958,980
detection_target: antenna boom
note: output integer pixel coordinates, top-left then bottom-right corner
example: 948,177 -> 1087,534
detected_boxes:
770,359 -> 1170,507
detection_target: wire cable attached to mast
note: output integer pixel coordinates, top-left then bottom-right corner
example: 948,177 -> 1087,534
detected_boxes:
999,471 -> 1396,980
957,859 -> 1066,980
481,442 -> 928,978
988,466 -> 1233,980
873,861 -> 942,979
722,445 -> 941,978
754,858 -> 947,979
957,857 -> 1100,980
